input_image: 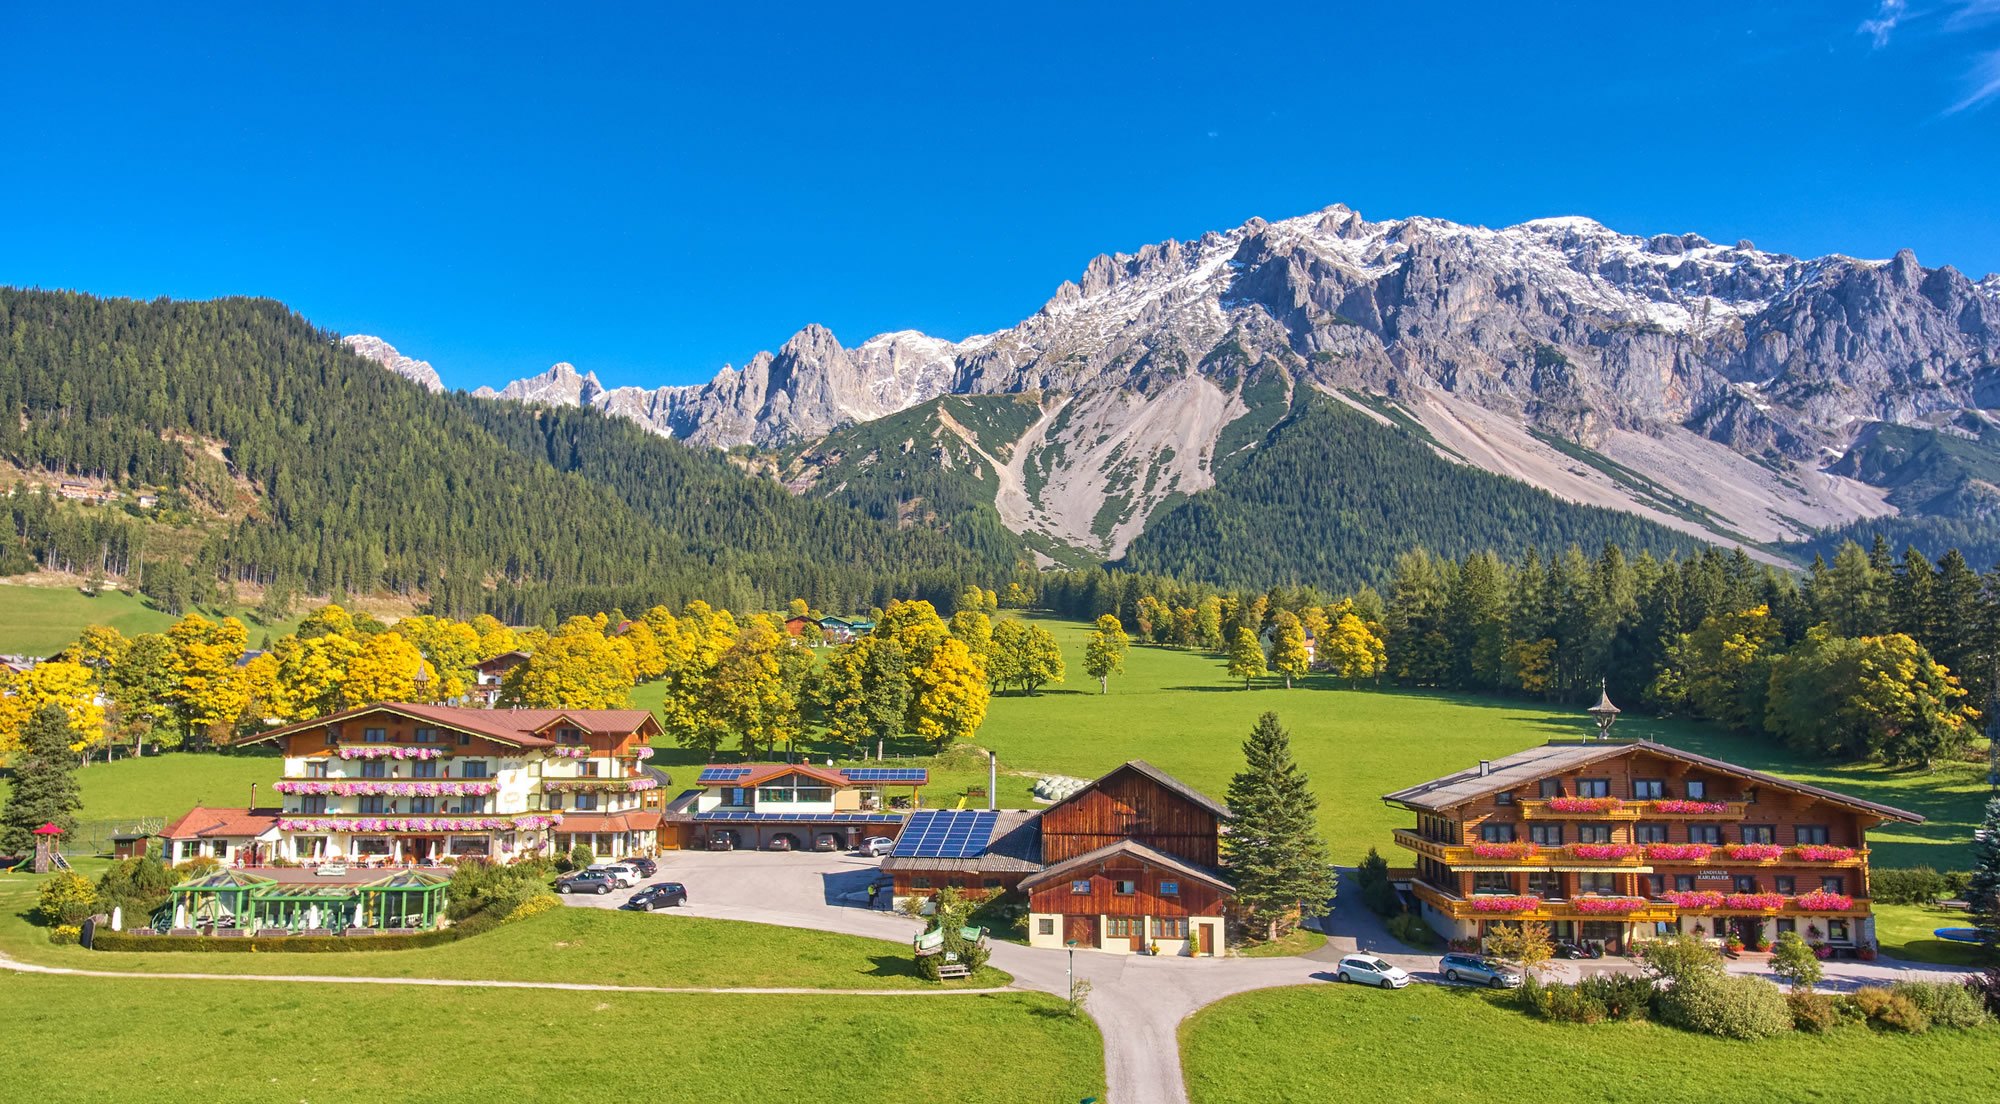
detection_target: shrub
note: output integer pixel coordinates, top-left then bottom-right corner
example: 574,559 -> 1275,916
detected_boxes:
1768,931 -> 1823,992
1656,971 -> 1793,1040
92,910 -> 505,954
504,892 -> 561,923
1576,973 -> 1654,1021
1966,967 -> 2000,1017
1891,981 -> 1991,1029
1386,911 -> 1431,947
1941,870 -> 1972,900
35,872 -> 97,927
1639,933 -> 1723,983
1527,982 -> 1607,1024
94,855 -> 181,921
48,924 -> 81,946
1872,867 -> 1947,905
1786,991 -> 1844,1033
447,856 -> 557,920
175,855 -> 223,878
558,844 -> 594,874
1849,986 -> 1930,1033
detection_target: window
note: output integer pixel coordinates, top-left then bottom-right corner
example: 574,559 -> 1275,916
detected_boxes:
1740,825 -> 1775,845
1495,791 -> 1513,805
1688,824 -> 1722,845
1107,918 -> 1135,938
1528,824 -> 1564,847
461,796 -> 489,814
1820,875 -> 1846,894
1828,920 -> 1850,942
1635,823 -> 1668,844
359,796 -> 386,814
361,760 -> 388,779
1795,825 -> 1829,845
724,786 -> 745,806
1674,874 -> 1696,891
574,793 -> 599,811
323,730 -> 338,747
213,841 -> 228,858
364,727 -> 387,743
1540,779 -> 1561,799
1745,788 -> 1759,805
1038,918 -> 1055,937
546,793 -> 562,811
413,760 -> 438,779
415,727 -> 438,743
1578,873 -> 1615,895
1775,918 -> 1796,936
300,795 -> 326,814
1775,876 -> 1796,895
462,761 -> 489,779
1071,880 -> 1091,895
1114,880 -> 1137,895
459,732 -> 472,746
1577,779 -> 1610,799
1685,781 -> 1706,800
1633,779 -> 1664,799
1645,874 -> 1666,897
1474,872 -> 1512,894
913,877 -> 932,889
580,761 -> 601,778
1732,875 -> 1757,893
1528,872 -> 1562,898
1479,823 -> 1517,843
558,727 -> 582,745
1577,825 -> 1613,844
306,760 -> 328,779
1159,880 -> 1180,897
1152,917 -> 1188,939
411,797 -> 434,814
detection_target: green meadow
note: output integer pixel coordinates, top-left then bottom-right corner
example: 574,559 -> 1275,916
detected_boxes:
0,582 -> 301,657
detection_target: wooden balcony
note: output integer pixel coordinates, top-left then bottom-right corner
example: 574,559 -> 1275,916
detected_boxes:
1408,879 -> 1677,923
1391,829 -> 1649,869
1640,801 -> 1749,821
1517,800 -> 1641,822
1641,845 -> 1870,868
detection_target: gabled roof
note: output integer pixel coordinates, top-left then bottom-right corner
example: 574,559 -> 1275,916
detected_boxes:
161,806 -> 283,840
1019,838 -> 1235,895
235,703 -> 659,748
1049,760 -> 1232,821
881,810 -> 1044,875
694,763 -> 854,789
1381,739 -> 1925,823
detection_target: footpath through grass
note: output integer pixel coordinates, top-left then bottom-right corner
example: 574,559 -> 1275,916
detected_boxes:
1181,983 -> 2000,1104
0,974 -> 1102,1104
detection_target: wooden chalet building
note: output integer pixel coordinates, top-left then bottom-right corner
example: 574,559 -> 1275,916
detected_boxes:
1383,739 -> 1922,954
660,763 -> 922,851
467,650 -> 530,707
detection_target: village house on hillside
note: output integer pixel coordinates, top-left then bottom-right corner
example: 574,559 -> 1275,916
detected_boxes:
1383,737 -> 1921,955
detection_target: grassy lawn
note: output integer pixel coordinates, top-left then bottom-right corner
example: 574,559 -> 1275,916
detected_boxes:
0,864 -> 1007,989
974,615 -> 1989,868
0,750 -> 282,828
1181,983 -> 2000,1104
0,974 -> 1103,1104
0,582 -> 301,656
1874,901 -> 1996,967
1234,927 -> 1326,958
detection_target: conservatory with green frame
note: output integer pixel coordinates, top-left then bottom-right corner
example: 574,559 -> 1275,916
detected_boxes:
164,870 -> 450,934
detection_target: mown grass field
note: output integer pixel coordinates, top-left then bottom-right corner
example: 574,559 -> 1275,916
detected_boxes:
0,582 -> 302,656
1180,983 -> 2000,1104
1874,901 -> 1993,967
0,974 -> 1102,1104
0,749 -> 282,826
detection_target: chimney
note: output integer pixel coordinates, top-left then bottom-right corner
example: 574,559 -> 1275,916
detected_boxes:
1477,760 -> 1491,777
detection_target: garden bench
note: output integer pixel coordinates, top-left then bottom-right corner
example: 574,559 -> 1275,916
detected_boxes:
936,963 -> 972,980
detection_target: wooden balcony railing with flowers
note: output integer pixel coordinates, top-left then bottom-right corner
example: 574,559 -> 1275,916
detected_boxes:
1642,799 -> 1748,820
1392,830 -> 1652,869
1409,879 -> 1677,923
1641,843 -> 1870,867
1517,798 -> 1642,821
1662,889 -> 1873,917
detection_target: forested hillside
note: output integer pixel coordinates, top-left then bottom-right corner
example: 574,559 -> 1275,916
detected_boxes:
0,290 -> 1004,621
1118,394 -> 1705,590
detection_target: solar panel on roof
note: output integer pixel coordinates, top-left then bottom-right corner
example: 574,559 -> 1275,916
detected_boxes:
841,767 -> 929,783
698,767 -> 753,783
890,809 -> 998,859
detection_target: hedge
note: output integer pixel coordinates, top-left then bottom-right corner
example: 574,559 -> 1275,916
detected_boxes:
91,910 -> 502,954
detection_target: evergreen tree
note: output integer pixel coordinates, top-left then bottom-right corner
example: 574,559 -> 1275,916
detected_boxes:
1969,796 -> 2000,955
1221,712 -> 1337,940
0,704 -> 85,855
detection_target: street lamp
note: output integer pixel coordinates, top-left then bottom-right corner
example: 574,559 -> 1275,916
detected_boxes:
1066,938 -> 1077,1000
1587,682 -> 1620,740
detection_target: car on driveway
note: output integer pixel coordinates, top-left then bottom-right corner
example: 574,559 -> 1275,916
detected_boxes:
1335,954 -> 1411,989
555,872 -> 618,895
622,882 -> 688,911
1438,952 -> 1522,988
587,863 -> 640,888
619,856 -> 659,878
859,836 -> 895,857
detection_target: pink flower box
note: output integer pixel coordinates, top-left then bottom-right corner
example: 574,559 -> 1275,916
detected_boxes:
1792,845 -> 1857,863
336,746 -> 446,761
1545,796 -> 1622,813
1792,890 -> 1854,912
1570,895 -> 1647,914
633,746 -> 655,760
1652,799 -> 1729,814
1645,843 -> 1716,861
1665,890 -> 1725,909
1721,892 -> 1785,911
1469,842 -> 1538,860
1722,844 -> 1784,862
1566,844 -> 1638,860
277,813 -> 562,833
1468,895 -> 1542,914
549,747 -> 591,759
274,780 -> 498,797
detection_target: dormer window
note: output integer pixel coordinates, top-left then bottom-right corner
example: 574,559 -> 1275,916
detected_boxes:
363,727 -> 387,744
415,727 -> 438,744
558,727 -> 583,745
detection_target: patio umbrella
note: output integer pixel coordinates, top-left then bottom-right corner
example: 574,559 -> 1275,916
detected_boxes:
306,904 -> 321,929
173,901 -> 187,929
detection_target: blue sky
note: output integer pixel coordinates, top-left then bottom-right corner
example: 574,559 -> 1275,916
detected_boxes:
4,2 -> 1998,390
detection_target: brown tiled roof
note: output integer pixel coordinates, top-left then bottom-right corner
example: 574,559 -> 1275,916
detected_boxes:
555,811 -> 663,833
161,806 -> 283,840
1019,838 -> 1235,895
1381,739 -> 1925,823
237,703 -> 659,749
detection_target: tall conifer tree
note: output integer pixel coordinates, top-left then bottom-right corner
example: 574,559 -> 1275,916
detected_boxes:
0,705 -> 84,855
1222,712 -> 1336,940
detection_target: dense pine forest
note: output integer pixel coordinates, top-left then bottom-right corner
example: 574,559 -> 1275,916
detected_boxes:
1119,394 -> 1705,591
0,290 -> 1006,621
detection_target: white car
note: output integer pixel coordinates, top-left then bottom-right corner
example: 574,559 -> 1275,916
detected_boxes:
587,863 -> 639,888
859,836 -> 895,857
1336,954 -> 1411,989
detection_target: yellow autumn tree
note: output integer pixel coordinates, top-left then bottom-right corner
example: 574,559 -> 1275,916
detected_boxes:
165,614 -> 250,744
1322,611 -> 1388,684
343,631 -> 437,706
397,616 -> 480,699
658,601 -> 742,756
500,620 -> 634,709
468,614 -> 520,660
910,635 -> 989,748
270,632 -> 362,720
0,660 -> 106,756
704,616 -> 800,757
1270,611 -> 1312,688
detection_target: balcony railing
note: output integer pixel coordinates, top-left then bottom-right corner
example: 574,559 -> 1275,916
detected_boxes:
1642,843 -> 1870,867
1391,830 -> 1650,868
1517,799 -> 1642,821
1408,879 -> 1678,923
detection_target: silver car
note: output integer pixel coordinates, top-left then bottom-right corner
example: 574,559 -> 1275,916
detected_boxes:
1336,954 -> 1411,989
1438,951 -> 1522,988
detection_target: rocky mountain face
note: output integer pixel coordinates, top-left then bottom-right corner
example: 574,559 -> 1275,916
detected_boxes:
355,204 -> 2000,560
343,335 -> 443,393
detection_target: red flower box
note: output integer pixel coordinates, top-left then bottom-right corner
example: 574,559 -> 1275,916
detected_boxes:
1468,895 -> 1542,913
1722,844 -> 1784,862
1566,843 -> 1638,860
1469,842 -> 1538,860
1571,895 -> 1647,914
1791,890 -> 1854,912
1652,799 -> 1729,814
1721,892 -> 1785,911
1646,843 -> 1716,861
1665,890 -> 1725,909
1545,796 -> 1623,813
1792,845 -> 1857,863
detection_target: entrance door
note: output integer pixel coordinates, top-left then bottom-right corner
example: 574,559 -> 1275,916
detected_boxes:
1065,914 -> 1096,948
1196,923 -> 1212,956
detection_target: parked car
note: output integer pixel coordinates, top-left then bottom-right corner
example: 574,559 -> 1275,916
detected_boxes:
618,856 -> 658,878
813,833 -> 841,852
1335,954 -> 1411,989
1437,952 -> 1522,988
555,872 -> 617,895
622,882 -> 688,911
766,834 -> 797,852
707,832 -> 737,851
587,863 -> 639,888
1552,940 -> 1605,960
859,836 -> 895,857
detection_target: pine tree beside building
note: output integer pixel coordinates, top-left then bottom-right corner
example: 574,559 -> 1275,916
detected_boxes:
1222,711 -> 1337,941
1970,796 -> 2000,954
0,705 -> 86,855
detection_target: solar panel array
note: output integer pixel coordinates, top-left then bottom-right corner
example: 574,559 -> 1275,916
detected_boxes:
693,811 -> 903,823
697,767 -> 753,783
841,767 -> 929,783
891,809 -> 999,858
